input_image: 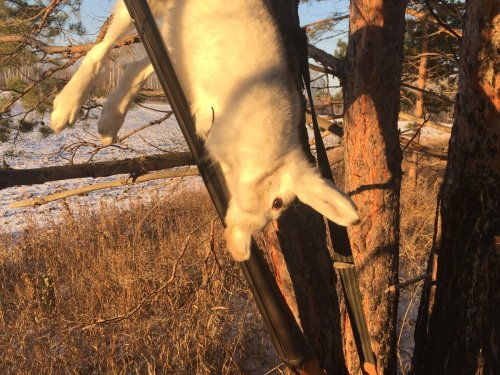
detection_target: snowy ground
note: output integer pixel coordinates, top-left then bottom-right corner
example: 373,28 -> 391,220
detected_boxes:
0,104 -> 450,235
0,102 -> 203,234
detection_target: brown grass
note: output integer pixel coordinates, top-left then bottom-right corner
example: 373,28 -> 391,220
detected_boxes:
0,160 -> 444,375
0,189 -> 278,374
396,160 -> 444,374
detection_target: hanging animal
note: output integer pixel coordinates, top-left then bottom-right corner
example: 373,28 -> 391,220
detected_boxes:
50,0 -> 359,261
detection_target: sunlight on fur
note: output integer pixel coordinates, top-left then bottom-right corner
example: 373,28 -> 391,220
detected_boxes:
50,0 -> 359,261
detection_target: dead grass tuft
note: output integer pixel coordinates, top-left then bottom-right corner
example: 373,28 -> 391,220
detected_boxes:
0,189 -> 277,374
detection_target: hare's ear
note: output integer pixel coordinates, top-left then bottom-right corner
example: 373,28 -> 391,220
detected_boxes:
293,169 -> 360,227
224,224 -> 251,261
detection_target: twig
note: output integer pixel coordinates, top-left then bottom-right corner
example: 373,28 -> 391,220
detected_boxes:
117,112 -> 173,142
396,284 -> 420,371
131,166 -> 198,246
134,102 -> 171,113
402,115 -> 431,153
385,274 -> 428,293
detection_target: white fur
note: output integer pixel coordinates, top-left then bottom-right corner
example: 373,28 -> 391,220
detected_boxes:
51,0 -> 359,261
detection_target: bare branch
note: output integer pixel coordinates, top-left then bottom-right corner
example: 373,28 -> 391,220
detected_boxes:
308,43 -> 344,80
385,274 -> 428,293
401,82 -> 454,104
406,8 -> 462,38
303,15 -> 350,32
10,167 -> 199,208
0,34 -> 141,55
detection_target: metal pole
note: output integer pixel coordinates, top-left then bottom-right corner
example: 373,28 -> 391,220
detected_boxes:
122,0 -> 317,370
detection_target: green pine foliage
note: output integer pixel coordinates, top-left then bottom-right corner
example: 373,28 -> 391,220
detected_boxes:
0,1 -> 84,141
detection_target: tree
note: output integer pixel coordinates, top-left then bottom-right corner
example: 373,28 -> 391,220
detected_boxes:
401,0 -> 464,119
342,0 -> 406,373
412,0 -> 499,373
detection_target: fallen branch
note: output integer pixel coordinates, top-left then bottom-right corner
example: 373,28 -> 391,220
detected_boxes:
10,167 -> 199,208
0,152 -> 194,189
400,138 -> 448,160
305,111 -> 344,137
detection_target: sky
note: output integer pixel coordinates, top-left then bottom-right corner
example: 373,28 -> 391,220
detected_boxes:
78,0 -> 349,54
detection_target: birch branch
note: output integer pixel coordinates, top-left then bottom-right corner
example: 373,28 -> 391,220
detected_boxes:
10,167 -> 199,208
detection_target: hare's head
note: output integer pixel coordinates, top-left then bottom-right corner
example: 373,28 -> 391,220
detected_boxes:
224,150 -> 360,261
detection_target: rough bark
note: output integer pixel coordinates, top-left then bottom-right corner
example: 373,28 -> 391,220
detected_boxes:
263,1 -> 347,374
412,1 -> 500,374
342,0 -> 406,374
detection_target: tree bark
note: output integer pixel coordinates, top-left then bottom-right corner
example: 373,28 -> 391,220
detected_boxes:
342,0 -> 406,374
263,1 -> 348,374
412,1 -> 500,374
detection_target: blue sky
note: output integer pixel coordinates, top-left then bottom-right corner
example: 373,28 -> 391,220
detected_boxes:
78,0 -> 349,53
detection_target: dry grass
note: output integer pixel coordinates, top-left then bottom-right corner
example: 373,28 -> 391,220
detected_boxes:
0,159 -> 444,375
396,160 -> 444,374
0,189 -> 278,375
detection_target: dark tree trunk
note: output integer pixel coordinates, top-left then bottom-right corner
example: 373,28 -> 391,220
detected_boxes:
342,0 -> 406,374
262,1 -> 348,374
412,1 -> 500,374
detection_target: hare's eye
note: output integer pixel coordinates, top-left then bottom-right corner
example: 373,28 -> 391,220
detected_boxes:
272,198 -> 284,210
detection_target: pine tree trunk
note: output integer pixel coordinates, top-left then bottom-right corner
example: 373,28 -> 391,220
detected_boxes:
262,1 -> 348,373
342,0 -> 406,373
412,1 -> 499,374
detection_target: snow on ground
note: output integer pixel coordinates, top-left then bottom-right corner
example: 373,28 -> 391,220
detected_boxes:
0,102 -> 205,235
0,105 -> 450,235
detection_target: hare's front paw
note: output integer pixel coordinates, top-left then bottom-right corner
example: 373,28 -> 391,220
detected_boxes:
50,90 -> 85,132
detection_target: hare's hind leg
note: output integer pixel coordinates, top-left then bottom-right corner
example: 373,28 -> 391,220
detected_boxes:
51,1 -> 133,132
98,57 -> 154,145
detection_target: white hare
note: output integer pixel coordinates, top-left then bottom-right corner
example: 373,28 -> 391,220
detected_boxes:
51,0 -> 359,261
